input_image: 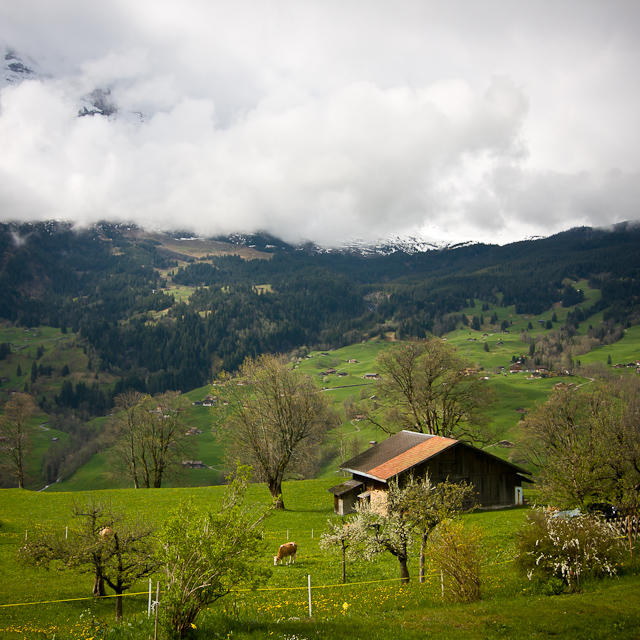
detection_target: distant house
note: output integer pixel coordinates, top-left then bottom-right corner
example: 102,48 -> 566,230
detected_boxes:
182,460 -> 206,468
364,373 -> 380,379
328,431 -> 532,515
509,363 -> 523,373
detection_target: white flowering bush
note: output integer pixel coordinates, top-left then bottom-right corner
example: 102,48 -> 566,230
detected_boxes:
516,508 -> 623,592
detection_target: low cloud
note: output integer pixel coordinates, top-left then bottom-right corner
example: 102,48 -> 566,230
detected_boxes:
1,0 -> 639,246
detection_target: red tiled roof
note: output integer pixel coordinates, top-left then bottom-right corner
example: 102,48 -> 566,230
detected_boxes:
367,436 -> 457,481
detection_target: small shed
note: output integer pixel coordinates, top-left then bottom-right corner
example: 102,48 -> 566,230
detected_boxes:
328,431 -> 532,514
327,479 -> 364,515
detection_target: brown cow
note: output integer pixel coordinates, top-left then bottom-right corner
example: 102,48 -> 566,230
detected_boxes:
274,541 -> 297,566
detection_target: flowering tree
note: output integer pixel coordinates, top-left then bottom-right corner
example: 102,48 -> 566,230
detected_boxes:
322,484 -> 414,584
322,477 -> 474,585
516,508 -> 623,592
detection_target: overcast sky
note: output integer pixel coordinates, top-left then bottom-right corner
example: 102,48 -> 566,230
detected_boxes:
1,0 -> 638,247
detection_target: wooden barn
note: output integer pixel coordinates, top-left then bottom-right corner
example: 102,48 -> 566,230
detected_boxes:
328,430 -> 532,515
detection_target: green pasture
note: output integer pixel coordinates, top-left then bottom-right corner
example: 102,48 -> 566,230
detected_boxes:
579,324 -> 640,366
1,480 -> 639,639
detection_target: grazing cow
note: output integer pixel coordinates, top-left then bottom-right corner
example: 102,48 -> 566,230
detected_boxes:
274,541 -> 297,566
99,527 -> 114,538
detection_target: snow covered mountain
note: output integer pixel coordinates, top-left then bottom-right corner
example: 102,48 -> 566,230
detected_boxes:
2,46 -> 147,123
334,234 -> 460,256
208,230 -> 461,256
2,46 -> 47,87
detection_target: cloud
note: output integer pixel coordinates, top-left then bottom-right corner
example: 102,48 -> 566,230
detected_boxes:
1,0 -> 639,246
0,72 -> 531,244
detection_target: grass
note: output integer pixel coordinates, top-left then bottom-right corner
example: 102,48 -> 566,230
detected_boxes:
1,480 -> 639,639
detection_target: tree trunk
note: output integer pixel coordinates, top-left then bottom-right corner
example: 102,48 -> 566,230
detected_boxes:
341,541 -> 346,583
93,573 -> 106,597
398,555 -> 410,584
269,479 -> 285,510
115,590 -> 123,621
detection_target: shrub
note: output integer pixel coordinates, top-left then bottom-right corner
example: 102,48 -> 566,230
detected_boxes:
428,520 -> 483,603
157,466 -> 271,637
516,508 -> 623,592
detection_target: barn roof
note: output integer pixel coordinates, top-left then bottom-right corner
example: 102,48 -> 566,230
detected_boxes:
327,479 -> 364,496
339,430 -> 530,484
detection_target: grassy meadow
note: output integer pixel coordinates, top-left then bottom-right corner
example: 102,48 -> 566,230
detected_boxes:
1,480 -> 639,639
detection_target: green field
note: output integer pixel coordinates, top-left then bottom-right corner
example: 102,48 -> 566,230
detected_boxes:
0,480 -> 639,639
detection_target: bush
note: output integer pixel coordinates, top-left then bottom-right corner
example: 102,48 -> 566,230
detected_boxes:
428,520 -> 483,603
157,466 -> 271,637
516,508 -> 623,592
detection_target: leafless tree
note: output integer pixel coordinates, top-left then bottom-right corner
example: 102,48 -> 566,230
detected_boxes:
0,392 -> 36,488
106,390 -> 194,488
214,354 -> 338,509
368,338 -> 496,443
19,499 -> 157,621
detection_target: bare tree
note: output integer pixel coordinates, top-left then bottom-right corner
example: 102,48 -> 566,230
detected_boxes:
19,499 -> 158,621
0,393 -> 36,488
214,354 -> 338,509
107,390 -> 145,488
368,338 -> 496,443
106,391 -> 194,488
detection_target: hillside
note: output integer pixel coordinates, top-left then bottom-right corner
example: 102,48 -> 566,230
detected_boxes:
1,221 -> 640,490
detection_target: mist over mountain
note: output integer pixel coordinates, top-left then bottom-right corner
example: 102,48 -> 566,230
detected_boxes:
2,0 -> 640,248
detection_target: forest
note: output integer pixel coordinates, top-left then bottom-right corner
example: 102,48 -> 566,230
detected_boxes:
1,220 -> 640,398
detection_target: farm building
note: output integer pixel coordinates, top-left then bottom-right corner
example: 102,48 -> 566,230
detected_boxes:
328,430 -> 532,515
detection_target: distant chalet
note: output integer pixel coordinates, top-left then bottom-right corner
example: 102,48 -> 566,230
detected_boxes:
329,431 -> 532,515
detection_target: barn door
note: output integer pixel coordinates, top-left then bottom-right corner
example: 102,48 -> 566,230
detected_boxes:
515,486 -> 523,506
